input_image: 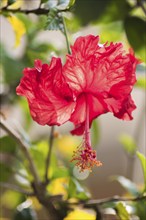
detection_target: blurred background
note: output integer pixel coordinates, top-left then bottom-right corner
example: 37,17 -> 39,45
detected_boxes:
0,0 -> 145,219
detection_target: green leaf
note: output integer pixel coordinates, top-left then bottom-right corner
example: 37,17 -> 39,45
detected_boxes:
100,21 -> 123,43
1,190 -> 25,209
0,44 -> 25,84
47,0 -> 75,10
13,207 -> 37,220
8,0 -> 16,5
68,0 -> 75,8
119,134 -> 137,155
135,200 -> 146,220
99,0 -> 131,24
52,167 -> 70,179
0,162 -> 13,182
67,178 -> 90,200
30,147 -> 46,179
41,0 -> 48,3
45,8 -> 64,31
0,136 -> 17,153
124,16 -> 146,62
136,151 -> 146,192
113,176 -> 140,196
136,76 -> 146,90
91,119 -> 100,146
115,202 -> 130,220
74,0 -> 109,25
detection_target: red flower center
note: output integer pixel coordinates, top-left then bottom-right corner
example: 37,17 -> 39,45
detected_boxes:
71,95 -> 102,172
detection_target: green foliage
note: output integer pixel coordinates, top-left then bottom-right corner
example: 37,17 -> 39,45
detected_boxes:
8,0 -> 16,5
124,16 -> 146,62
45,0 -> 76,31
136,151 -> 146,192
99,21 -> 123,43
1,190 -> 25,210
67,178 -> 90,200
51,166 -> 70,179
136,76 -> 146,90
119,134 -> 137,155
74,0 -> 110,25
0,162 -> 13,182
30,144 -> 47,179
91,119 -> 100,146
45,8 -> 64,31
99,0 -> 131,23
134,200 -> 146,220
47,0 -> 75,10
0,135 -> 17,153
115,202 -> 130,220
13,206 -> 37,220
113,176 -> 140,196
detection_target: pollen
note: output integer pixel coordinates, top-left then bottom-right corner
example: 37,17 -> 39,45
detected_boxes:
71,143 -> 102,172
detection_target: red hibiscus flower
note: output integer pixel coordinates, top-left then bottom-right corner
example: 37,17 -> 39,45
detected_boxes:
16,35 -> 139,172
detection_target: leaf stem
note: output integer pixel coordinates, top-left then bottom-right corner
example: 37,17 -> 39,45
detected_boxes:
62,15 -> 71,54
44,126 -> 55,183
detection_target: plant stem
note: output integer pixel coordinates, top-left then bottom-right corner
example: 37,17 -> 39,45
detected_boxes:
67,195 -> 146,207
62,15 -> 71,54
137,0 -> 146,15
44,126 -> 55,183
0,118 -> 40,184
1,6 -> 68,15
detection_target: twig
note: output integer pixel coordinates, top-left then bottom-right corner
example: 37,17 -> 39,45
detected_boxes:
85,195 -> 146,206
0,7 -> 68,15
0,182 -> 34,196
136,0 -> 146,15
44,126 -> 55,183
67,195 -> 146,207
0,118 -> 40,184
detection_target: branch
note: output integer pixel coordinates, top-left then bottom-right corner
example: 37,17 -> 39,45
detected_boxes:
1,7 -> 50,15
85,195 -> 146,207
0,182 -> 34,196
67,195 -> 146,207
1,6 -> 68,15
0,118 -> 40,184
44,126 -> 55,183
136,0 -> 146,15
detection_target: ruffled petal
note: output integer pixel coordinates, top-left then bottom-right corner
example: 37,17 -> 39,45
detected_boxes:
71,35 -> 99,59
113,95 -> 136,120
63,35 -> 100,95
90,43 -> 138,95
16,58 -> 75,126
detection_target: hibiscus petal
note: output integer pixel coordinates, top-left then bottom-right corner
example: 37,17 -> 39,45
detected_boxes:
34,59 -> 42,72
90,43 -> 138,94
71,35 -> 99,59
70,94 -> 107,135
113,95 -> 136,120
63,35 -> 100,94
16,58 -> 75,126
